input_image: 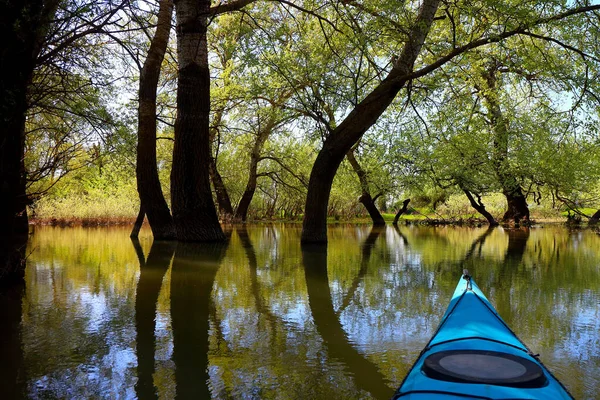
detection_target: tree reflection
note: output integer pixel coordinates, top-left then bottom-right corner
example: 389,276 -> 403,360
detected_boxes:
132,239 -> 175,400
302,243 -> 394,400
170,242 -> 229,399
338,225 -> 385,314
236,225 -> 280,327
504,227 -> 530,264
0,282 -> 26,398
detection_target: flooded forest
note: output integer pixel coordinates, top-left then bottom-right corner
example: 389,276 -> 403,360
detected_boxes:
1,1 -> 600,399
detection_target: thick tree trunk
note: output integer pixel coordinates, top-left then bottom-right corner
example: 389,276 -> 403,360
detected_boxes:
462,189 -> 498,226
346,149 -> 385,225
133,239 -> 175,400
481,65 -> 530,225
301,0 -> 441,243
589,210 -> 600,225
171,0 -> 225,241
135,0 -> 176,240
0,1 -> 58,283
502,188 -> 530,224
393,199 -> 411,225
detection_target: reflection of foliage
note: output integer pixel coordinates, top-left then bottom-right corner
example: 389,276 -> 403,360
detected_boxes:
15,225 -> 600,399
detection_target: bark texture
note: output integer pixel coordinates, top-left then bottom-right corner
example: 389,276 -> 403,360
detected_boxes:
171,0 -> 225,241
346,149 -> 385,225
301,0 -> 441,243
135,0 -> 176,240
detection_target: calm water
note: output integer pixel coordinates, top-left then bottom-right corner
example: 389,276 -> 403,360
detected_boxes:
1,224 -> 599,399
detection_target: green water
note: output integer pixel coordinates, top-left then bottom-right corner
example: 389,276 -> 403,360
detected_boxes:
1,224 -> 599,399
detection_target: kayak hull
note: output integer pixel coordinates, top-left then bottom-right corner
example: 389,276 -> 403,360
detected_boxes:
393,274 -> 573,399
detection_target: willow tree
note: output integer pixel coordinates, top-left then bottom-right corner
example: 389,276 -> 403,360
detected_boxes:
297,1 -> 600,241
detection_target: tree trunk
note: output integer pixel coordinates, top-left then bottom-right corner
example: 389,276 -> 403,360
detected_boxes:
209,158 -> 234,216
462,189 -> 498,226
0,1 -> 46,237
0,1 -> 59,283
502,188 -> 530,224
301,0 -> 441,243
171,0 -> 225,241
346,149 -> 385,225
481,64 -> 529,225
135,0 -> 176,240
234,119 -> 275,222
209,108 -> 234,218
393,199 -> 411,225
589,210 -> 600,225
130,206 -> 145,239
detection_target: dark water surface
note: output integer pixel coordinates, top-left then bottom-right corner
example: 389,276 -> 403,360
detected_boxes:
1,224 -> 599,399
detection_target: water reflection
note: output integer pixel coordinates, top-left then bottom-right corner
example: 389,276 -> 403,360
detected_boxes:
302,241 -> 394,399
5,225 -> 600,399
0,282 -> 26,398
133,239 -> 175,400
171,242 -> 229,399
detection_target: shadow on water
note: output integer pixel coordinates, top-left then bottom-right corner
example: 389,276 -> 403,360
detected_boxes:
170,241 -> 229,399
0,234 -> 28,398
132,239 -> 176,400
0,282 -> 26,398
301,241 -> 394,400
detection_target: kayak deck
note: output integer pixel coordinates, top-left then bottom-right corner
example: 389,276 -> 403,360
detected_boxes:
393,273 -> 573,399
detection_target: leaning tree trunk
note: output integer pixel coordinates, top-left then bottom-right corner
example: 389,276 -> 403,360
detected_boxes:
462,188 -> 498,226
171,0 -> 225,241
589,210 -> 600,225
134,0 -> 176,240
235,118 -> 275,222
301,0 -> 441,243
481,64 -> 529,225
393,198 -> 411,225
209,159 -> 234,217
0,0 -> 59,283
346,149 -> 385,225
208,108 -> 234,218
